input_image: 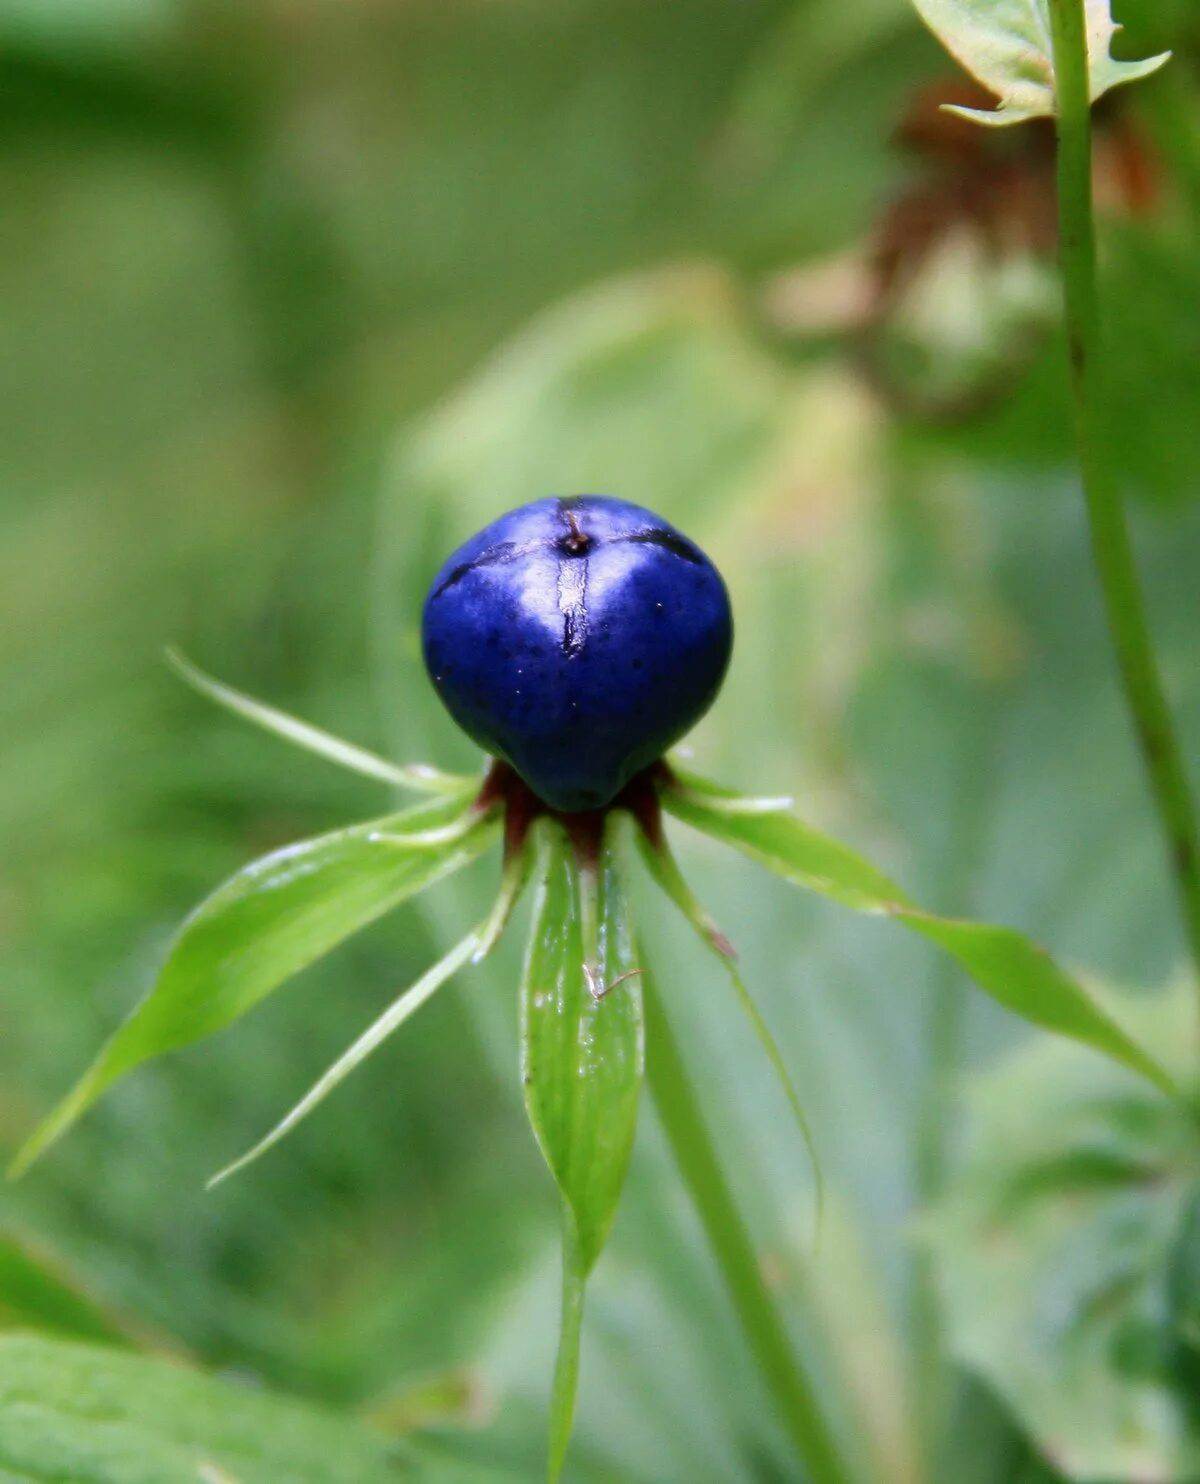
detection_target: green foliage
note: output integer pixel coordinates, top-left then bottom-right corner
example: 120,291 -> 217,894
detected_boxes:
0,1237 -> 134,1348
664,774 -> 1178,1097
207,824 -> 532,1188
519,819 -> 644,1479
209,929 -> 485,1189
924,979 -> 1200,1478
167,651 -> 471,796
13,791 -> 495,1177
373,218 -> 1200,1474
910,0 -> 1170,125
0,1333 -> 419,1482
6,1 -> 1200,1478
520,819 -> 644,1274
634,822 -> 823,1219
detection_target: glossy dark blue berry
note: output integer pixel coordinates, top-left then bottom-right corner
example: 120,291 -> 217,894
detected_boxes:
422,495 -> 733,811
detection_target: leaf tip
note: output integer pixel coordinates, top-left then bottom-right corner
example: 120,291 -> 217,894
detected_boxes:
204,1164 -> 237,1193
6,1063 -> 110,1183
206,1123 -> 283,1188
1129,47 -> 1172,79
940,101 -> 1040,128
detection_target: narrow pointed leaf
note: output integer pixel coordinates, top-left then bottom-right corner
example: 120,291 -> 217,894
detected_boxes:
211,835 -> 533,1185
668,770 -> 912,912
910,0 -> 1169,127
634,826 -> 823,1227
11,794 -> 497,1177
520,817 -> 644,1479
665,780 -> 1178,1099
208,930 -> 483,1188
167,649 -> 471,794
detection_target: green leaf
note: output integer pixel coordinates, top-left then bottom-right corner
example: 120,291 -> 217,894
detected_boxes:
665,776 -> 1179,1099
11,791 -> 497,1177
923,978 -> 1200,1479
207,930 -> 481,1188
167,648 -> 471,795
0,1333 -> 417,1482
0,1236 -> 135,1349
910,0 -> 1170,127
519,817 -> 644,1480
633,822 -> 823,1228
667,768 -> 910,912
209,838 -> 532,1186
520,816 -> 645,1270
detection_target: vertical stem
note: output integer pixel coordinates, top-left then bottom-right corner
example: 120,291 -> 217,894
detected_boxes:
1046,0 -> 1200,1001
642,974 -> 853,1484
548,1219 -> 587,1484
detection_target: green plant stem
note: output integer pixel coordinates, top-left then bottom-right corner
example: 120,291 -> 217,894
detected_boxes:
1047,0 -> 1200,1004
548,1221 -> 586,1483
642,974 -> 852,1484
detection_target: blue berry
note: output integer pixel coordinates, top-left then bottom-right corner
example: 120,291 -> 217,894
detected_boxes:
422,495 -> 733,811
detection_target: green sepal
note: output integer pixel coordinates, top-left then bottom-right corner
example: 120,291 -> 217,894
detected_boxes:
665,772 -> 1179,1101
519,815 -> 644,1480
634,821 -> 823,1230
168,649 -> 471,794
11,791 -> 496,1177
207,830 -> 533,1187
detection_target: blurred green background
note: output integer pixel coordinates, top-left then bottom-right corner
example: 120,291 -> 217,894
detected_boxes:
4,1 -> 1200,1479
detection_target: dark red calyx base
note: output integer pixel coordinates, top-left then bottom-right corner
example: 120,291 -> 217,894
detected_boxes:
476,758 -> 669,868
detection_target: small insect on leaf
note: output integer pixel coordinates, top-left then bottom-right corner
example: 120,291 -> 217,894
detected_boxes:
910,0 -> 1169,126
10,792 -> 497,1178
665,774 -> 1180,1101
519,815 -> 644,1480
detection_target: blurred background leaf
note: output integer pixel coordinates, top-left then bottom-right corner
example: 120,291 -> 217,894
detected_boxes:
0,1236 -> 144,1349
0,1332 -> 421,1482
922,979 -> 1200,1479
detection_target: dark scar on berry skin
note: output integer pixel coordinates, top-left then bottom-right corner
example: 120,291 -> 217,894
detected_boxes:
621,528 -> 704,564
431,507 -> 702,609
430,539 -> 547,599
